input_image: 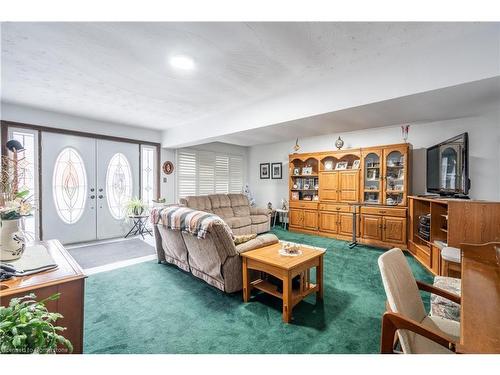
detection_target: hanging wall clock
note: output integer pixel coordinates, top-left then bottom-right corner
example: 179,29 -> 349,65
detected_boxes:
162,161 -> 174,175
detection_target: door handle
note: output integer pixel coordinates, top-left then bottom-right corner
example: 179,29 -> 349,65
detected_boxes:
90,188 -> 95,192
98,195 -> 104,199
90,195 -> 96,199
98,188 -> 103,192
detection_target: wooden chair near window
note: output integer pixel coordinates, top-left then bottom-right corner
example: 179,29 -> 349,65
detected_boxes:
378,248 -> 461,354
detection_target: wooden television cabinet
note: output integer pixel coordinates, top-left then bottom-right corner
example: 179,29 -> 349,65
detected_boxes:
408,195 -> 500,275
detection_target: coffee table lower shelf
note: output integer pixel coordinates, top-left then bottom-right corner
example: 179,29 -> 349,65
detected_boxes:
250,279 -> 319,308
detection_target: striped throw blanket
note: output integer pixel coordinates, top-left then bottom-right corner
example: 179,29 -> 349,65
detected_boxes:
151,206 -> 233,240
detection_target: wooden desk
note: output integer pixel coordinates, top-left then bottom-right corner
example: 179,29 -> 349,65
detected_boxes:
241,242 -> 325,323
0,240 -> 86,354
457,242 -> 500,354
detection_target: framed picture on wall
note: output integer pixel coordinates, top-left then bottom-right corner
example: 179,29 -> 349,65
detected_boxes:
271,162 -> 282,179
260,163 -> 270,179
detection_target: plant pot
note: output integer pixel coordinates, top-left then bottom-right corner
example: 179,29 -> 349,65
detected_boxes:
0,218 -> 25,261
133,207 -> 144,216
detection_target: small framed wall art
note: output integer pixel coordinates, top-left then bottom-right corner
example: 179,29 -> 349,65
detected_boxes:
260,163 -> 270,179
271,162 -> 282,179
162,161 -> 174,175
352,160 -> 360,170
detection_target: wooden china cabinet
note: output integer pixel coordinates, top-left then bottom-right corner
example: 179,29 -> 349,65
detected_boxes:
288,143 -> 411,249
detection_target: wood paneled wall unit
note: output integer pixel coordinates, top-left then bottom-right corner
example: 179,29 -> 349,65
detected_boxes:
408,196 -> 500,275
289,143 -> 411,249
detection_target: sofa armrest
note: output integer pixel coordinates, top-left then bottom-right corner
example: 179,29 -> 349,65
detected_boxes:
250,207 -> 271,216
236,234 -> 279,254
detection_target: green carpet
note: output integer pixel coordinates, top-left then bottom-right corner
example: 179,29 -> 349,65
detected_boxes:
83,228 -> 432,353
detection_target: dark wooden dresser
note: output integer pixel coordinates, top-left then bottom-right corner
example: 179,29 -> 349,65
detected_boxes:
0,240 -> 86,354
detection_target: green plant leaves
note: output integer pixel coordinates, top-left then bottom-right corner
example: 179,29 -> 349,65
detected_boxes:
0,292 -> 73,354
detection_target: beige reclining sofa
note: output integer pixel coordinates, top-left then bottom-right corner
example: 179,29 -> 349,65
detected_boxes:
154,220 -> 278,293
179,194 -> 270,235
153,194 -> 276,293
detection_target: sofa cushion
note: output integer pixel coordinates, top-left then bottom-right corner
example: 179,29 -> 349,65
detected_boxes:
233,205 -> 250,217
250,214 -> 269,225
225,216 -> 252,229
213,207 -> 234,219
180,196 -> 212,212
209,194 -> 231,209
228,194 -> 249,207
235,233 -> 279,254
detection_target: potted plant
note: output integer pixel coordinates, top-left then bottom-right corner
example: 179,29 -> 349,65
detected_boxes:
0,293 -> 73,354
125,197 -> 147,216
0,189 -> 34,261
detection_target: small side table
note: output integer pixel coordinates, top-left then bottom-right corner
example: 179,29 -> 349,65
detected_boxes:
125,215 -> 152,239
273,208 -> 289,230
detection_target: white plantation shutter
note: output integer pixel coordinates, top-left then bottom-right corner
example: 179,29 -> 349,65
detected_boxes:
177,149 -> 245,198
198,151 -> 215,195
215,155 -> 230,193
229,155 -> 243,193
177,150 -> 197,197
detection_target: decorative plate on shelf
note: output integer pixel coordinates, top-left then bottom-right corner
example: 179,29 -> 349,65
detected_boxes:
324,160 -> 334,170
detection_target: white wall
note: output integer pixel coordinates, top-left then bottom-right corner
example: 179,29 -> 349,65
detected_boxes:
248,113 -> 500,207
1,102 -> 162,143
159,142 -> 249,204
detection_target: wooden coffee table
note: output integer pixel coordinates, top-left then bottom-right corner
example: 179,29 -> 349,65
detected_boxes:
241,241 -> 325,323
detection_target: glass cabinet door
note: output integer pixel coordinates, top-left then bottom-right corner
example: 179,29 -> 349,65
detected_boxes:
384,150 -> 405,205
363,152 -> 381,204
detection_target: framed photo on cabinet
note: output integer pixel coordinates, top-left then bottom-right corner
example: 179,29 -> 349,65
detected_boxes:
260,163 -> 270,179
271,162 -> 282,179
352,160 -> 360,169
335,161 -> 348,170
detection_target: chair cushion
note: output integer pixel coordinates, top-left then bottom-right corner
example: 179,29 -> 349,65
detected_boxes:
250,214 -> 269,224
430,276 -> 461,322
225,216 -> 251,229
403,315 -> 460,354
441,247 -> 461,263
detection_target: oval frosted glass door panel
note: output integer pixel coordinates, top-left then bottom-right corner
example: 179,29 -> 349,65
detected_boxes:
106,153 -> 133,219
52,147 -> 87,224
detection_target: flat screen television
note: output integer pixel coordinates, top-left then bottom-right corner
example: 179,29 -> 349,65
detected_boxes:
426,132 -> 470,197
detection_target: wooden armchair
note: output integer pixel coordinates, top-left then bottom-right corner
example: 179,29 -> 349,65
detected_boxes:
378,248 -> 461,354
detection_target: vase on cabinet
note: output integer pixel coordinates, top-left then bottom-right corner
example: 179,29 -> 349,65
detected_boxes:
0,218 -> 25,261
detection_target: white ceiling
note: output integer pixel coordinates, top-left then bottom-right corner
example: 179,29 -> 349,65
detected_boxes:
1,22 -> 497,133
212,77 -> 500,146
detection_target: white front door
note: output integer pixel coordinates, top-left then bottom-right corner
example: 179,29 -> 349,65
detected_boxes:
41,133 -> 97,244
96,139 -> 139,240
41,134 -> 140,244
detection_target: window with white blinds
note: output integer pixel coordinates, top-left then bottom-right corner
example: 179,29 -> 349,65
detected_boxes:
177,149 -> 244,198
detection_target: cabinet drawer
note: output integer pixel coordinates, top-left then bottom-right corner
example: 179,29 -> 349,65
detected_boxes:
414,244 -> 431,267
289,201 -> 318,209
360,206 -> 406,217
319,203 -> 350,213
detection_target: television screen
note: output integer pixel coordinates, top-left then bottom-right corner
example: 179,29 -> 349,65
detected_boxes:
426,133 -> 469,196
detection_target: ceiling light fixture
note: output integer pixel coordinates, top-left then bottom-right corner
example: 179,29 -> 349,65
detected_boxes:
169,55 -> 195,71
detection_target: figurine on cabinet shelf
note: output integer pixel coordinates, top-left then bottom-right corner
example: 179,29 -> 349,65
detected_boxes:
335,136 -> 344,150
